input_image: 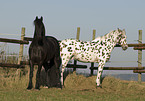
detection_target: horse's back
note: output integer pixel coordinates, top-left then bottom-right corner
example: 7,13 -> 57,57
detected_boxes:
60,39 -> 76,51
46,36 -> 60,55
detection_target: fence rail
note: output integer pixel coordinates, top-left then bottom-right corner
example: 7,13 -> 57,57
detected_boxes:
1,37 -> 145,47
134,70 -> 145,73
0,63 -> 24,68
0,37 -> 29,44
90,67 -> 145,70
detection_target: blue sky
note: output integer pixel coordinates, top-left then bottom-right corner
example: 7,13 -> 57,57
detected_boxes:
0,0 -> 145,69
0,0 -> 145,40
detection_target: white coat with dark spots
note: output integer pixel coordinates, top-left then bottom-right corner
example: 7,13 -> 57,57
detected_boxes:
60,28 -> 128,87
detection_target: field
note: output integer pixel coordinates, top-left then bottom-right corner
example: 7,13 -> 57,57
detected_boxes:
1,67 -> 145,101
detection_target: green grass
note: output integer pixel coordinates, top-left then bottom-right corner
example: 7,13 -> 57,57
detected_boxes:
1,67 -> 145,101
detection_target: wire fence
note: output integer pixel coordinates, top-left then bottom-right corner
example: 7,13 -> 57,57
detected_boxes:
0,42 -> 28,64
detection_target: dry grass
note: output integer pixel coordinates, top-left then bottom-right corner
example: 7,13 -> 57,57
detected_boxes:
1,67 -> 145,101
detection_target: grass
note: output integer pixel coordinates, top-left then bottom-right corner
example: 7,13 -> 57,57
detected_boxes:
1,67 -> 145,101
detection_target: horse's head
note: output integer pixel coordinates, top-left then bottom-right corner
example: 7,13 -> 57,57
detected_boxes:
34,16 -> 45,39
116,28 -> 128,50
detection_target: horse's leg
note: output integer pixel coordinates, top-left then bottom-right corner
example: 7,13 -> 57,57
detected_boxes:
96,61 -> 105,88
61,56 -> 71,86
53,56 -> 62,88
35,63 -> 43,90
43,62 -> 50,87
27,60 -> 34,90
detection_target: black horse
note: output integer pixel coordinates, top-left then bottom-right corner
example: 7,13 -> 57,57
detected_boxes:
27,16 -> 62,90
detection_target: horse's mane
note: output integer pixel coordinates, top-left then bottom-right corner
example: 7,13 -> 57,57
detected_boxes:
91,30 -> 114,42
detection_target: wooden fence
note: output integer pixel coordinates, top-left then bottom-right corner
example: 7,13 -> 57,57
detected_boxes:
0,27 -> 145,82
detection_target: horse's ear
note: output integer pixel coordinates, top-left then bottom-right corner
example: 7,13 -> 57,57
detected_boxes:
117,28 -> 120,31
41,16 -> 43,21
117,28 -> 121,33
122,29 -> 126,35
36,16 -> 38,20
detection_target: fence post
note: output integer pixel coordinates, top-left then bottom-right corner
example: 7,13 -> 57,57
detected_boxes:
138,30 -> 142,83
76,27 -> 80,40
18,27 -> 25,64
90,29 -> 96,76
73,27 -> 80,71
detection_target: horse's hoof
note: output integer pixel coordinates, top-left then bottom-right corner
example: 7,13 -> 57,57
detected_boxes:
35,87 -> 40,90
96,85 -> 102,89
56,83 -> 63,89
27,86 -> 32,90
61,85 -> 65,88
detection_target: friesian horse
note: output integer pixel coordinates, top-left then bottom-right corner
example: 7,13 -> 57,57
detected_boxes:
27,16 -> 61,90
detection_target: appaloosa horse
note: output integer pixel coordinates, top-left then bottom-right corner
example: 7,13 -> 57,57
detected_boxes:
27,16 -> 61,90
60,28 -> 128,87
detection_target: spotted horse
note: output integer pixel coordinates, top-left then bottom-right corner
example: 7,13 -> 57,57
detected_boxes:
60,28 -> 128,88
